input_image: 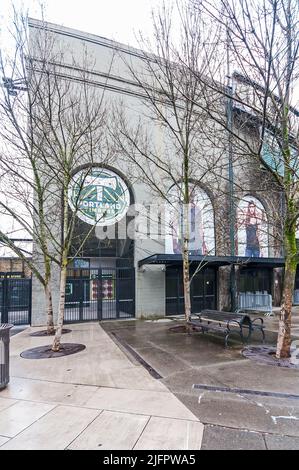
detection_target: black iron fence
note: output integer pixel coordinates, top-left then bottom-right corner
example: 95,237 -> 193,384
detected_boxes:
0,277 -> 32,325
0,267 -> 135,326
64,267 -> 135,323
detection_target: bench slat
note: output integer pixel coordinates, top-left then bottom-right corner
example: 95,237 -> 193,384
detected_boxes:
187,308 -> 266,346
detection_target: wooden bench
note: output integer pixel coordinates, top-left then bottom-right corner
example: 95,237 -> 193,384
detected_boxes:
187,309 -> 265,347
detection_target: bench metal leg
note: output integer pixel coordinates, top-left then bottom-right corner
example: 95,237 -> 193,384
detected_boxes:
240,326 -> 252,344
239,329 -> 246,345
247,326 -> 252,343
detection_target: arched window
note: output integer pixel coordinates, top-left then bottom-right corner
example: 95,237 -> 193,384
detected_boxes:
236,196 -> 268,257
165,183 -> 215,255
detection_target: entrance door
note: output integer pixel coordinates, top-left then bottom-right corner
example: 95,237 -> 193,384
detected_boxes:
165,268 -> 184,315
239,267 -> 272,294
65,267 -> 135,322
165,266 -> 216,316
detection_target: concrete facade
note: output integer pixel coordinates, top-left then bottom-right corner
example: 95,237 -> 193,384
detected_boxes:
28,18 -> 284,326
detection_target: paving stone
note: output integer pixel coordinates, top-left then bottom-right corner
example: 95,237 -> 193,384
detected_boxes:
265,434 -> 299,450
134,416 -> 203,450
0,401 -> 56,438
84,387 -> 198,420
0,436 -> 10,446
1,405 -> 100,450
0,377 -> 98,406
0,397 -> 17,412
201,425 -> 266,450
68,410 -> 149,450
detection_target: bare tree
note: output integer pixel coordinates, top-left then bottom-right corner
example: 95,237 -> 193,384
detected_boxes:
0,11 -> 57,333
112,1 -> 228,324
0,11 -> 112,349
188,0 -> 299,358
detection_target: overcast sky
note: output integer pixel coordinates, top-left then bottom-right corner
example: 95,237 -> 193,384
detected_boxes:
1,0 -> 161,47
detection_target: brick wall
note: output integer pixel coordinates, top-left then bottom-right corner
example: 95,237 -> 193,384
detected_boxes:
0,258 -> 32,278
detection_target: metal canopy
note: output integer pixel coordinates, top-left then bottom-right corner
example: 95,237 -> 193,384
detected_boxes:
138,253 -> 285,269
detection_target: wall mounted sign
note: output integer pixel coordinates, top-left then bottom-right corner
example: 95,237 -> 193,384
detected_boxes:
65,282 -> 73,296
73,258 -> 90,269
68,168 -> 130,226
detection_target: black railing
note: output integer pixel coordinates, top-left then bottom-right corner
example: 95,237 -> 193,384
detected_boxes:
0,278 -> 32,325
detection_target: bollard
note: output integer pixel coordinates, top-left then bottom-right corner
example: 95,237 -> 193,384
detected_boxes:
0,324 -> 13,390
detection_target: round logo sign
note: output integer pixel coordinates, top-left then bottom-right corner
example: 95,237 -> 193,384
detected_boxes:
68,168 -> 130,226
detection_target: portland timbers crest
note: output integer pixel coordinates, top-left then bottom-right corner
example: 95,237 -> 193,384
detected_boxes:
68,168 -> 130,226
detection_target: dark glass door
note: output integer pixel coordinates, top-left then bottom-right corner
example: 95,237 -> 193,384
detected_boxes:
202,268 -> 217,310
191,270 -> 204,313
166,266 -> 216,315
165,268 -> 184,315
239,267 -> 272,294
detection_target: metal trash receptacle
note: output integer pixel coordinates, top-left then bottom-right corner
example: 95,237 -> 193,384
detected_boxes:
0,324 -> 13,390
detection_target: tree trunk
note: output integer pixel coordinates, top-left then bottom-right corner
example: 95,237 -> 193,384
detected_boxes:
182,202 -> 191,324
183,241 -> 192,326
52,263 -> 67,351
45,282 -> 55,335
276,226 -> 297,359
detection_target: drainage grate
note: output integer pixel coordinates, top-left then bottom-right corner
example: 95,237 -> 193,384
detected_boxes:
193,384 -> 299,400
110,331 -> 163,379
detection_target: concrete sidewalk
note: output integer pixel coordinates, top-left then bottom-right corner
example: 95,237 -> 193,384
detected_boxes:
0,323 -> 203,450
102,317 -> 299,450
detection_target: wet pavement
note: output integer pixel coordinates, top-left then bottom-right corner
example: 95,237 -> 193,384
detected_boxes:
102,315 -> 299,450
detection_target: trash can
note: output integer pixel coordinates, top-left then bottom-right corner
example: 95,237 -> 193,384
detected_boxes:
0,324 -> 13,390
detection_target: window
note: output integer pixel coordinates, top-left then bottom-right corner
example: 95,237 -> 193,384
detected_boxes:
165,184 -> 215,255
236,196 -> 269,258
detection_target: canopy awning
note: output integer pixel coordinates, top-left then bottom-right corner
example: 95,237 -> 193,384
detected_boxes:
138,254 -> 285,269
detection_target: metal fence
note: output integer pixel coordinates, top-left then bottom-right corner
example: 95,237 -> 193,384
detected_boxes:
0,277 -> 32,325
237,291 -> 272,315
64,267 -> 135,323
